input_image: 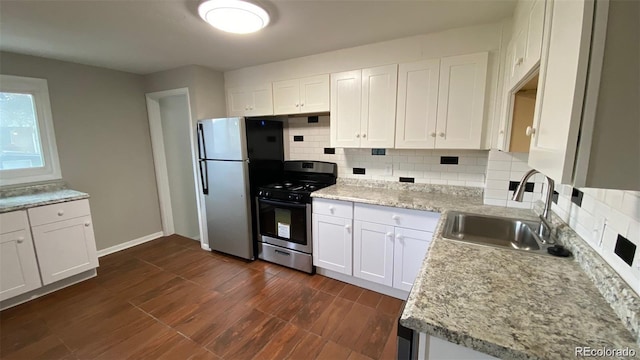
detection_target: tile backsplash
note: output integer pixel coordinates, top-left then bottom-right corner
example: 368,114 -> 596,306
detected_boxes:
552,185 -> 640,295
285,116 -> 639,295
483,150 -> 545,209
284,116 -> 488,187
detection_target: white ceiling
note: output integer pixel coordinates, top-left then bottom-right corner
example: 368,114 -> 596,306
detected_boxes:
0,0 -> 516,75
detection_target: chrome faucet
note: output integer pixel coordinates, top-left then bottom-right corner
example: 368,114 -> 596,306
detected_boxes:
512,169 -> 556,243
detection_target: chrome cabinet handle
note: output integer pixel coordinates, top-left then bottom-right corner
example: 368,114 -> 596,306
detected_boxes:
438,132 -> 445,137
344,224 -> 351,231
392,215 -> 399,221
328,205 -> 335,213
355,133 -> 360,138
17,237 -> 24,244
386,232 -> 393,239
396,234 -> 404,241
85,222 -> 91,227
362,134 -> 367,138
430,132 -> 436,137
57,210 -> 64,216
295,104 -> 299,107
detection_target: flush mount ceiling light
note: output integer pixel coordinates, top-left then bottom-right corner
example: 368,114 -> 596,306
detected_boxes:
198,0 -> 270,34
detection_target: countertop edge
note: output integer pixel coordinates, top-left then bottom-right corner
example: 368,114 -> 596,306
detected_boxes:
0,191 -> 90,214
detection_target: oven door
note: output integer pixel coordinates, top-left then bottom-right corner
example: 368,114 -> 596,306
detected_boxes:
258,198 -> 311,253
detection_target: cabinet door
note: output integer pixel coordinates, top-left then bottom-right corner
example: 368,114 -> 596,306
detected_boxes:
496,42 -> 517,151
360,64 -> 397,148
32,216 -> 99,285
528,0 -> 593,183
247,85 -> 274,116
353,220 -> 394,286
510,26 -> 528,87
330,70 -> 362,148
273,79 -> 300,115
522,0 -> 546,74
0,229 -> 42,301
395,60 -> 440,149
300,74 -> 330,113
435,52 -> 488,149
312,214 -> 352,275
227,87 -> 250,117
393,227 -> 432,292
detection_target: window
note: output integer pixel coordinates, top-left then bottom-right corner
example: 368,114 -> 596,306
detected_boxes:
0,75 -> 61,186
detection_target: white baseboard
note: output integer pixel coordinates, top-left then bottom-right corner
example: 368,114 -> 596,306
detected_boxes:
97,231 -> 164,257
317,268 -> 409,300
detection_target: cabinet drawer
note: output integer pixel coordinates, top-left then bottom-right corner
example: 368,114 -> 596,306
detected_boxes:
354,203 -> 440,232
28,199 -> 91,227
312,198 -> 353,219
0,211 -> 29,234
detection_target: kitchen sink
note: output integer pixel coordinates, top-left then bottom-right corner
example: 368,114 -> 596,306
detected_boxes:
442,211 -> 566,257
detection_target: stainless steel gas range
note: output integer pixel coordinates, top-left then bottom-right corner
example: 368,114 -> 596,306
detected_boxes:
256,160 -> 337,273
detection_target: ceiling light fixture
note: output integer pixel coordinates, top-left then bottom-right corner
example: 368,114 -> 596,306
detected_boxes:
198,0 -> 270,34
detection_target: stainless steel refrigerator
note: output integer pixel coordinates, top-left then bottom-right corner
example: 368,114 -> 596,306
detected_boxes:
196,117 -> 283,260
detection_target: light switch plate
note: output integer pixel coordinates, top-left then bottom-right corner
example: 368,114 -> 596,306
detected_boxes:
384,164 -> 393,176
594,217 -> 606,248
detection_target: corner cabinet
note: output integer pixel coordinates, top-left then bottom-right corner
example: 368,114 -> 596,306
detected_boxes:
273,75 -> 329,115
0,199 -> 99,305
330,65 -> 398,148
0,211 -> 42,301
395,53 -> 489,149
226,84 -> 274,117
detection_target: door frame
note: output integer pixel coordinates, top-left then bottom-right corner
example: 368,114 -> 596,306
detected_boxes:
145,88 -> 207,249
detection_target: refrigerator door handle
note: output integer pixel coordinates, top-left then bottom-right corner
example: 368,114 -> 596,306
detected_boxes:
199,160 -> 209,195
197,123 -> 206,159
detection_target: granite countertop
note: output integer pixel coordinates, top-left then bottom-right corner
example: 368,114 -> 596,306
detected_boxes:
0,182 -> 90,214
312,179 -> 639,359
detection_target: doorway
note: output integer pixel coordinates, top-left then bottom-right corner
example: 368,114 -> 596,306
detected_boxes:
146,89 -> 203,245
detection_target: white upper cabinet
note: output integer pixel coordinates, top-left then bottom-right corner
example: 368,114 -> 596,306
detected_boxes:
360,65 -> 398,148
395,59 -> 440,148
331,65 -> 397,148
435,52 -> 488,149
508,0 -> 546,88
330,70 -> 362,148
273,74 -> 329,115
226,84 -> 274,117
528,0 -> 594,183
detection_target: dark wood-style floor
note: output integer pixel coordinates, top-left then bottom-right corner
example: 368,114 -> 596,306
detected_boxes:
0,235 -> 403,360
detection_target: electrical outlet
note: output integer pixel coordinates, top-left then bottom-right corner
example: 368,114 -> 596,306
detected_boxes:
384,164 -> 393,176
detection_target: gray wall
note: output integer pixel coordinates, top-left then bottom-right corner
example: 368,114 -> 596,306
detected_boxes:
0,51 -> 162,250
144,65 -> 226,120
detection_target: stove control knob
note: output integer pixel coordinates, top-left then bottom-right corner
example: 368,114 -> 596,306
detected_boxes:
265,191 -> 271,198
258,190 -> 264,196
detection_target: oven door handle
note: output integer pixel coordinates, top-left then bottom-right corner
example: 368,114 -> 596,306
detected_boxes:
258,198 -> 308,209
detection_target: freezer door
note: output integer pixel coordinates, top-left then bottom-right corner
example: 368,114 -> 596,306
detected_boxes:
197,118 -> 247,160
203,159 -> 253,260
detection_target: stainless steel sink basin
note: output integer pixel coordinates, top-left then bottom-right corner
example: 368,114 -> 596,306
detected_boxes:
442,211 -> 564,257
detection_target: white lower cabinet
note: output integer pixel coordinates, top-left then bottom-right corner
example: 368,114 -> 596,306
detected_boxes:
313,198 -> 438,295
353,220 -> 394,286
31,215 -> 98,285
0,199 -> 99,304
312,213 -> 353,275
393,227 -> 432,292
0,211 -> 42,301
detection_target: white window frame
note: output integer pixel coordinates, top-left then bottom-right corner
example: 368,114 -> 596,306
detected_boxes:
0,75 -> 62,186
